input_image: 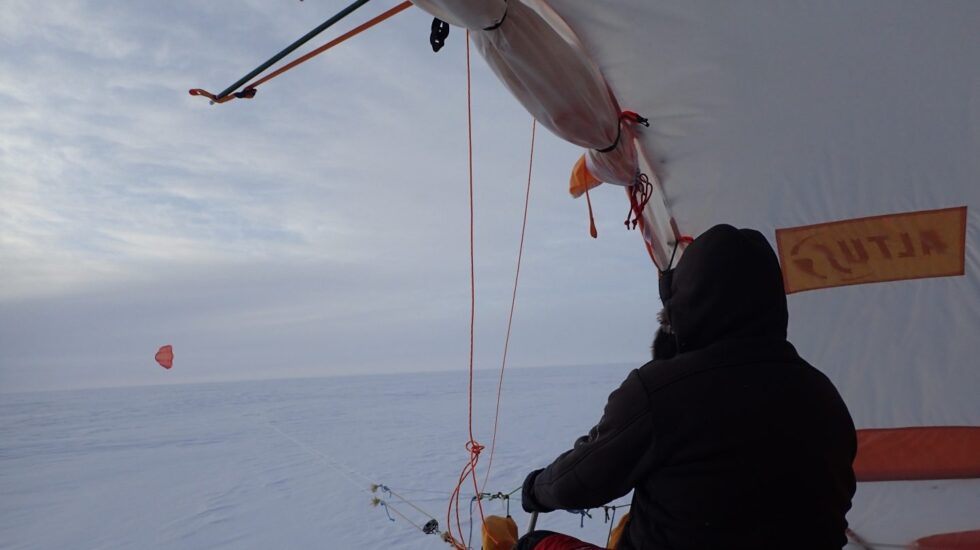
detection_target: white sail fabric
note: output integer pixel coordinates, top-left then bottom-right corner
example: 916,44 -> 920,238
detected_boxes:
411,0 -> 980,545
412,0 -> 641,188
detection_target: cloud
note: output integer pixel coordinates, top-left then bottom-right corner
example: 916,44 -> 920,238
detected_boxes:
0,0 -> 660,392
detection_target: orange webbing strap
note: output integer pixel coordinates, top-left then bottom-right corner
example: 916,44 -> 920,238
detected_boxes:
189,1 -> 412,105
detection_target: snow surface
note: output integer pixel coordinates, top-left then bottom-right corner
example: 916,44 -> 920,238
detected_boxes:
1,365 -> 635,549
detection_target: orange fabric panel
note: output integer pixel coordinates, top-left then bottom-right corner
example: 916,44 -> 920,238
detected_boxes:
482,515 -> 518,550
607,512 -> 630,549
915,529 -> 980,549
570,155 -> 602,198
855,427 -> 980,482
775,206 -> 967,293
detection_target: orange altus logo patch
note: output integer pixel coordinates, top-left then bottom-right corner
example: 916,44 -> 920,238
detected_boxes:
776,206 -> 967,294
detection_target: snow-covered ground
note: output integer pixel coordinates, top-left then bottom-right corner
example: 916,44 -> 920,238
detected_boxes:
1,364 -> 635,549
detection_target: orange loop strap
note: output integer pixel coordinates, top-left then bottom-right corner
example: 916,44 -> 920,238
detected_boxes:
585,185 -> 598,239
625,172 -> 654,230
188,89 -> 234,104
619,110 -> 650,127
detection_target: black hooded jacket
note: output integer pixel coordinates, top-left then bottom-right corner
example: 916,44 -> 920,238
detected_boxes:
521,225 -> 857,549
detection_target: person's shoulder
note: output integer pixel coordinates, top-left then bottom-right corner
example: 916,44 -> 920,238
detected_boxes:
633,353 -> 705,394
635,338 -> 804,392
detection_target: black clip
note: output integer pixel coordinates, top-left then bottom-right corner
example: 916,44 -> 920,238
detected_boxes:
430,18 -> 450,52
422,519 -> 440,535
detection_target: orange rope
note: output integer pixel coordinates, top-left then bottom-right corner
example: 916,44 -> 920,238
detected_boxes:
249,1 -> 411,90
481,118 -> 536,492
189,1 -> 412,104
446,30 -> 488,550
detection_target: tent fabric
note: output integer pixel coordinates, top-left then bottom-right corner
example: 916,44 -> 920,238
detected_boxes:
410,0 -> 980,545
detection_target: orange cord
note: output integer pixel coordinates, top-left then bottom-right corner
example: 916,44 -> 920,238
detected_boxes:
481,118 -> 537,492
445,31 -> 489,550
189,1 -> 412,104
248,1 -> 411,90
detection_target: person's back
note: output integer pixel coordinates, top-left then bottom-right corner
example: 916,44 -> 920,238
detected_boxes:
626,339 -> 855,548
520,225 -> 856,549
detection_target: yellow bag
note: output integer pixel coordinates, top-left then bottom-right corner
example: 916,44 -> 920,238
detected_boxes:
607,512 -> 630,549
482,515 -> 519,550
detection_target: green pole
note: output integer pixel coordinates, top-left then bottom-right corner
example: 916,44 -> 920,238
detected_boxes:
215,0 -> 371,100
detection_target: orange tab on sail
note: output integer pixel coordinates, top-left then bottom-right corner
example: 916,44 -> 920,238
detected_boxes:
775,206 -> 967,293
570,154 -> 602,198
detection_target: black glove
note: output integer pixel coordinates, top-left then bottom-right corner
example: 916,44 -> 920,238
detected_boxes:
521,468 -> 552,513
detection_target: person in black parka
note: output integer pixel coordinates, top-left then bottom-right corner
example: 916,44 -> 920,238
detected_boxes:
519,224 -> 857,549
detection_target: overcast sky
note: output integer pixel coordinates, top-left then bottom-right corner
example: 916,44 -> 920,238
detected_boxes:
0,0 -> 660,393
